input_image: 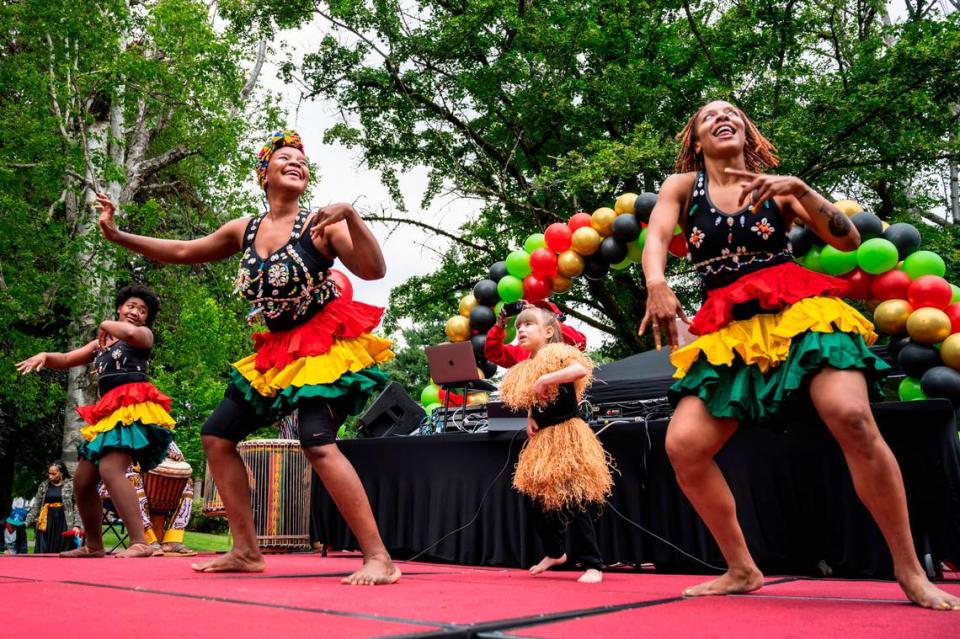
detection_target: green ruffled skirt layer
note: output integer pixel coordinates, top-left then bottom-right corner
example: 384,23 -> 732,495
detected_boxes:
669,331 -> 890,427
77,421 -> 174,472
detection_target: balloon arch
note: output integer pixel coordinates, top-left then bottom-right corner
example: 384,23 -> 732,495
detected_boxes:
415,193 -> 960,414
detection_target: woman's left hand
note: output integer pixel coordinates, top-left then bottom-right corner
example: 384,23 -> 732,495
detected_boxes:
725,168 -> 806,213
533,375 -> 551,400
309,203 -> 357,241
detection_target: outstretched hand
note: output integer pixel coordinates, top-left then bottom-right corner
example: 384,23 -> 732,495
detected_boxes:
724,168 -> 805,214
95,193 -> 120,242
16,353 -> 47,375
638,281 -> 690,351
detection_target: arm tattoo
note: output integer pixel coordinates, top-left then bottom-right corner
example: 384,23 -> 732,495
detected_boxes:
820,203 -> 852,237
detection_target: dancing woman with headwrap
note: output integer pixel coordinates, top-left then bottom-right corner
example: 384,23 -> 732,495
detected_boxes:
95,130 -> 399,584
640,100 -> 959,610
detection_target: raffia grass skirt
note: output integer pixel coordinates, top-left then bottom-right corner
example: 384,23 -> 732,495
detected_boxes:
513,417 -> 614,513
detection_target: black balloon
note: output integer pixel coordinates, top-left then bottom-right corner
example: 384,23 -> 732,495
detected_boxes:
883,223 -> 922,259
612,214 -> 641,243
787,225 -> 814,257
851,212 -> 884,240
920,366 -> 960,404
633,192 -> 658,223
473,279 -> 499,306
897,341 -> 942,379
479,359 -> 498,378
470,333 -> 487,358
468,305 -> 496,333
600,237 -> 629,264
488,261 -> 509,282
583,254 -> 610,281
886,334 -> 911,361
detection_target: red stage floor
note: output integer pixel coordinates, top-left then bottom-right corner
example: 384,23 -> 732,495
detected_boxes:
1,552 -> 957,638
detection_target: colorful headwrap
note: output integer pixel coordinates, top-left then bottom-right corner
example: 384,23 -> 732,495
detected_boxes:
256,129 -> 305,189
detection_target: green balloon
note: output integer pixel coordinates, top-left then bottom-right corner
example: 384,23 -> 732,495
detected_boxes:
898,376 -> 927,401
420,384 -> 440,406
424,402 -> 442,416
802,246 -> 823,273
951,284 -> 960,304
819,245 -> 859,276
504,324 -> 517,343
673,224 -> 682,236
494,301 -> 504,316
611,256 -> 632,270
505,250 -> 532,279
524,233 -> 546,254
638,227 -> 649,251
901,250 -> 946,279
626,238 -> 644,262
497,274 -> 524,303
856,238 -> 899,275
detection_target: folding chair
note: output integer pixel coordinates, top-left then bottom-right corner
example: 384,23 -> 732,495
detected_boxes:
101,498 -> 129,552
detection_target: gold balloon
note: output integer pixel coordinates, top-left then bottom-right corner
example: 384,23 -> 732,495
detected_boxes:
466,391 -> 489,406
557,250 -> 585,277
906,307 -> 952,345
590,207 -> 617,236
833,199 -> 864,217
941,334 -> 960,371
551,275 -> 573,294
445,315 -> 471,342
571,227 -> 602,255
873,299 -> 914,335
614,193 -> 638,215
881,221 -> 890,231
458,293 -> 478,317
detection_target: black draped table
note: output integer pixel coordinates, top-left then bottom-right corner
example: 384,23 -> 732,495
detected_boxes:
311,399 -> 960,578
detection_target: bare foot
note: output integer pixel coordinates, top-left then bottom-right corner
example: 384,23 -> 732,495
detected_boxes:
191,550 -> 266,573
578,568 -> 603,583
529,553 -> 567,575
682,567 -> 764,597
898,572 -> 960,610
341,554 -> 401,585
60,545 -> 105,558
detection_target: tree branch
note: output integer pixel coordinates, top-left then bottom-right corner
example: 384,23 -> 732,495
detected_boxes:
682,1 -> 729,88
553,302 -> 616,335
362,214 -> 494,256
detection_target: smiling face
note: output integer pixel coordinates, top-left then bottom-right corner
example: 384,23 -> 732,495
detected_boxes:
693,100 -> 746,160
117,296 -> 148,327
264,146 -> 309,195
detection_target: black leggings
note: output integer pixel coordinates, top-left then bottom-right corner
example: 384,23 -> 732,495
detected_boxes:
200,384 -> 351,448
529,500 -> 603,570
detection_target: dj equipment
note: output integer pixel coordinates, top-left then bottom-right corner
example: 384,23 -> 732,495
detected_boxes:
357,382 -> 426,437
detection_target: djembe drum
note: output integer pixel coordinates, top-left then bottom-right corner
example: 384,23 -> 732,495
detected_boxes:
202,439 -> 312,551
142,459 -> 192,540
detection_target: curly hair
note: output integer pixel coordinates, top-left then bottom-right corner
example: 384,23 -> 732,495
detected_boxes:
675,102 -> 780,173
116,284 -> 160,326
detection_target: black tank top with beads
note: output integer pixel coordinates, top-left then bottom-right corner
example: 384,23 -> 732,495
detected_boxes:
683,170 -> 793,291
94,339 -> 150,396
233,209 -> 339,332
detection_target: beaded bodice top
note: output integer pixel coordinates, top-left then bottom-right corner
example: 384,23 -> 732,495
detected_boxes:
94,339 -> 150,395
683,171 -> 793,290
233,209 -> 338,332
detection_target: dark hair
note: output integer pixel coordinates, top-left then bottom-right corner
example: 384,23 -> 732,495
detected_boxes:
49,460 -> 70,480
675,101 -> 780,173
116,284 -> 160,326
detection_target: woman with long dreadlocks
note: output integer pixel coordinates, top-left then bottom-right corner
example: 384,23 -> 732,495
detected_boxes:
95,130 -> 399,584
640,100 -> 959,610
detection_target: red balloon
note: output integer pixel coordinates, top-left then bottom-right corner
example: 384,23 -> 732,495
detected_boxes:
523,274 -> 552,301
945,303 -> 960,333
529,248 -> 558,278
328,268 -> 353,301
568,212 -> 593,232
908,275 -> 953,310
668,232 -> 687,258
844,268 -> 873,300
544,223 -> 573,253
870,269 -> 912,301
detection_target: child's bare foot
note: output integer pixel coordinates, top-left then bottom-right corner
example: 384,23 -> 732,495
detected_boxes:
191,550 -> 266,573
578,568 -> 603,583
60,545 -> 105,558
682,567 -> 764,597
898,572 -> 960,610
114,543 -> 155,558
529,553 -> 567,575
341,554 -> 401,585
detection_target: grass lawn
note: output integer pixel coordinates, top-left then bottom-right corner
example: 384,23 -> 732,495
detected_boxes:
24,527 -> 232,553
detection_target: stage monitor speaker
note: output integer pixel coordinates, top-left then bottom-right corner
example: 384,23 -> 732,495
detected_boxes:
357,382 -> 426,437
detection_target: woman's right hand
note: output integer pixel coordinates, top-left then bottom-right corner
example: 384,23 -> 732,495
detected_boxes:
95,193 -> 120,242
15,353 -> 47,375
526,416 -> 540,438
638,281 -> 690,350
